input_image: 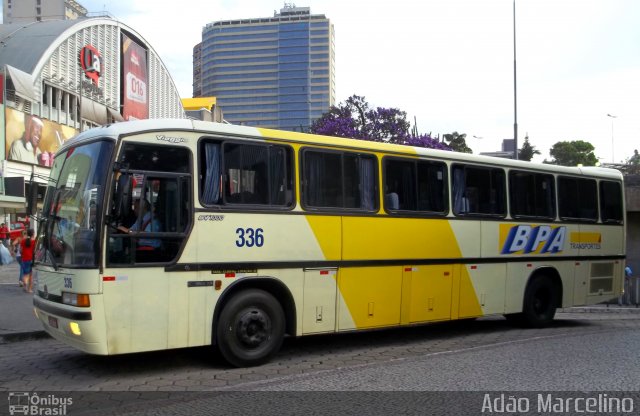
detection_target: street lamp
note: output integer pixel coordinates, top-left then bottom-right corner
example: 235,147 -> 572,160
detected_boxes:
607,113 -> 617,163
513,0 -> 518,160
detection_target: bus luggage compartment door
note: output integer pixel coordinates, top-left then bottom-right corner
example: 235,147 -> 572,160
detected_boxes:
302,267 -> 337,334
403,265 -> 453,323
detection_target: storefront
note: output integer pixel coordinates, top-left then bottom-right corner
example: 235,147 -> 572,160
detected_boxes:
0,17 -> 185,226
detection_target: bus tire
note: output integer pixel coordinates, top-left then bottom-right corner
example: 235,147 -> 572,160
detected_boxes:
215,289 -> 285,367
520,275 -> 558,328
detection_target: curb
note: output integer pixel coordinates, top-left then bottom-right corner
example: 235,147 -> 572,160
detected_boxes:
0,330 -> 49,344
559,306 -> 640,314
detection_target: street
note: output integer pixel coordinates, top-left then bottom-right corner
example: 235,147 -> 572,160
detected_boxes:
1,311 -> 639,415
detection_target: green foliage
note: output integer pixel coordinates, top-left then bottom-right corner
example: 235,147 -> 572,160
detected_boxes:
546,140 -> 598,166
443,132 -> 472,153
518,135 -> 541,161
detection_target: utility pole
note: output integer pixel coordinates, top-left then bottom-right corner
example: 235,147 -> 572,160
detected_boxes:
513,0 -> 518,160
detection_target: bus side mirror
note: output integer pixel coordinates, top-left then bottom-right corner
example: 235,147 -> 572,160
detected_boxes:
114,174 -> 132,221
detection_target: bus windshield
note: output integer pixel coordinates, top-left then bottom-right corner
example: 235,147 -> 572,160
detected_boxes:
36,140 -> 114,268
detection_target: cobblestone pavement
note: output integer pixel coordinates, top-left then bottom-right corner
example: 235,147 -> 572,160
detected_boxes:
1,312 -> 638,394
1,312 -> 638,415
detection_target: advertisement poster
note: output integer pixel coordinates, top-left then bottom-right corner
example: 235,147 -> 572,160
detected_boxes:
5,107 -> 77,167
122,34 -> 149,121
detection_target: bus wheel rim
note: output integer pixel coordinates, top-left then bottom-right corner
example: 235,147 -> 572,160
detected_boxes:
236,309 -> 270,348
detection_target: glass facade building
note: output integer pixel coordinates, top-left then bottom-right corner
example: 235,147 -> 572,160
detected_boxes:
196,5 -> 335,132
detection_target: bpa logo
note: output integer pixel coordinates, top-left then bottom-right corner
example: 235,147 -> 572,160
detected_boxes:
501,225 -> 567,255
79,45 -> 102,85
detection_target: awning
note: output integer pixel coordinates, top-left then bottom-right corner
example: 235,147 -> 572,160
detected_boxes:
5,65 -> 36,101
81,96 -> 108,125
107,106 -> 125,122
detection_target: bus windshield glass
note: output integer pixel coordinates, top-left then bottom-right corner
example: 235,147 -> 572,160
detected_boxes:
36,140 -> 114,268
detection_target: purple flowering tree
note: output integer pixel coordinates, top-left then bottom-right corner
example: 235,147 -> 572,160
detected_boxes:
310,95 -> 451,151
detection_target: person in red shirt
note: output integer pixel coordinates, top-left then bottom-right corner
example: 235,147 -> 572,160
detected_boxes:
0,223 -> 8,246
20,229 -> 35,294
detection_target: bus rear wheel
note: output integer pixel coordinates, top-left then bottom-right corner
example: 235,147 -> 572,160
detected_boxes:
521,275 -> 558,328
216,289 -> 285,367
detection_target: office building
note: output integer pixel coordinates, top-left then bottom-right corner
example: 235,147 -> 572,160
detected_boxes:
197,4 -> 335,132
3,0 -> 87,24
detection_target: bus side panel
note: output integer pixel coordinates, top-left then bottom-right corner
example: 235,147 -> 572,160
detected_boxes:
101,269 -> 133,354
578,224 -> 625,304
504,262 -> 529,314
339,216 -> 465,330
403,265 -> 453,323
459,263 -> 506,317
342,217 -> 464,260
167,270 -> 216,348
182,214 -> 336,265
302,214 -> 342,333
168,274 -> 189,348
102,267 -> 170,354
302,268 -> 337,334
337,266 -> 402,330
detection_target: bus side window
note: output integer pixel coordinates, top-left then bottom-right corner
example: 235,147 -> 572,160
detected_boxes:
108,143 -> 192,266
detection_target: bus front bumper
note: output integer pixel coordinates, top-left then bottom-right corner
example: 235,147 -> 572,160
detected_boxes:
33,295 -> 109,355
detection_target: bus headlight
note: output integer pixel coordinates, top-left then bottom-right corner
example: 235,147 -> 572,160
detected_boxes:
62,292 -> 91,307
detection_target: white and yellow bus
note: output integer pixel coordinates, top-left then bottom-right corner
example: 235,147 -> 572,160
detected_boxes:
32,119 -> 625,367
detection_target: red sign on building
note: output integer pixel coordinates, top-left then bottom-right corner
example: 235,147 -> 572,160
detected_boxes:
79,45 -> 102,86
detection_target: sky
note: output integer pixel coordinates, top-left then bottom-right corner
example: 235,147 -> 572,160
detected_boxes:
72,1 -> 640,162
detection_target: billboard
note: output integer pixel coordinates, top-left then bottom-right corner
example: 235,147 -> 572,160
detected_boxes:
5,107 -> 77,167
122,34 -> 149,121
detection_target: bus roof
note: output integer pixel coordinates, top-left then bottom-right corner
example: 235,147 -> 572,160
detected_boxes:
63,119 -> 623,181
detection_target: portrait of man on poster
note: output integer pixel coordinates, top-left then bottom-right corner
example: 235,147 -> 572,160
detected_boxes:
8,114 -> 44,164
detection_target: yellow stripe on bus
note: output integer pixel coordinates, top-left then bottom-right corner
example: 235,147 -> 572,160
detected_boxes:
570,232 -> 602,244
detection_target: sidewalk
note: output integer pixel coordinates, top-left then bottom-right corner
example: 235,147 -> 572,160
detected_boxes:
0,262 -> 49,343
560,303 -> 640,314
0,261 -> 638,344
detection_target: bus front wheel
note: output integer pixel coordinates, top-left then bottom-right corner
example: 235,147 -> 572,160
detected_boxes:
216,289 -> 285,367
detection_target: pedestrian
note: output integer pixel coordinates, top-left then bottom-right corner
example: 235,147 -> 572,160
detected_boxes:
0,223 -> 8,247
12,230 -> 25,287
20,229 -> 35,294
619,264 -> 633,305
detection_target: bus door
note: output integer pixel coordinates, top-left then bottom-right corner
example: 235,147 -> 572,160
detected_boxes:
104,142 -> 192,353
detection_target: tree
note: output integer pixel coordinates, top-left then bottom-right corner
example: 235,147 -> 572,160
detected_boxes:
443,132 -> 472,153
546,140 -> 598,166
624,149 -> 640,174
518,135 -> 541,161
310,95 -> 450,150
